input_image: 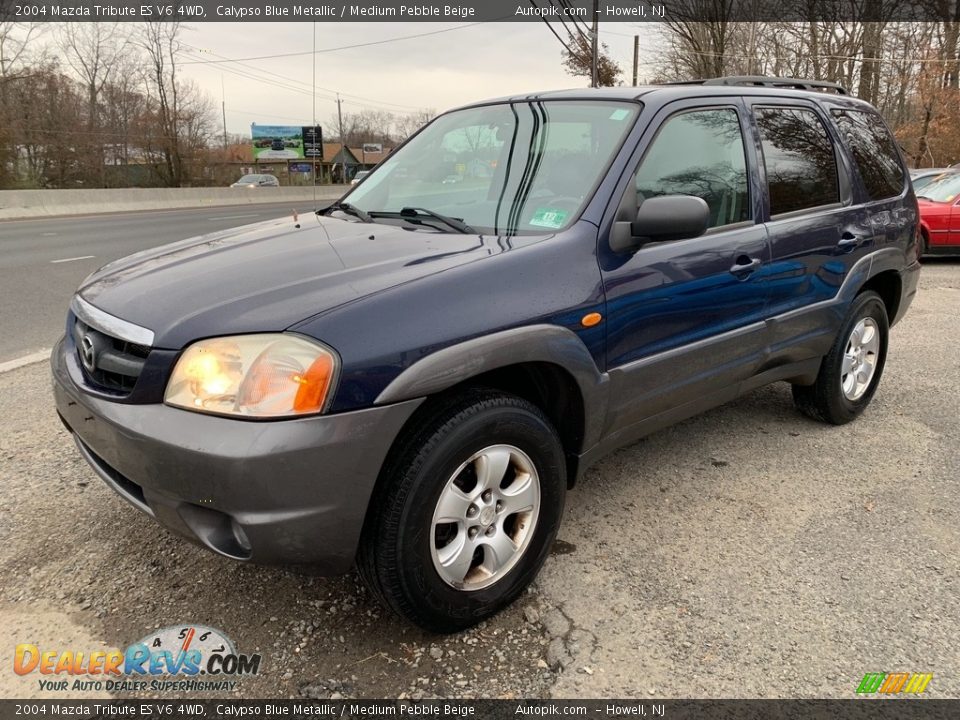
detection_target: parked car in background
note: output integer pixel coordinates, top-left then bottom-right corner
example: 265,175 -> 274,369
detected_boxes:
910,167 -> 957,194
916,172 -> 960,256
350,170 -> 370,186
230,174 -> 279,188
54,77 -> 920,633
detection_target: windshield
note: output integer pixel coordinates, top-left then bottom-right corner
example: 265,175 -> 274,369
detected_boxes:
917,173 -> 960,202
236,175 -> 260,183
344,100 -> 639,235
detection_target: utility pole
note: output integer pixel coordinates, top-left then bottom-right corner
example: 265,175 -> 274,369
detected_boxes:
632,35 -> 639,86
220,74 -> 227,151
590,0 -> 599,88
336,93 -> 346,183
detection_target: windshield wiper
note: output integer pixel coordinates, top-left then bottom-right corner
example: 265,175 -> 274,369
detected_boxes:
320,201 -> 372,223
371,207 -> 475,234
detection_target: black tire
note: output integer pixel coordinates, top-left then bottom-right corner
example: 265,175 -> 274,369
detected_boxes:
358,389 -> 566,633
792,290 -> 889,425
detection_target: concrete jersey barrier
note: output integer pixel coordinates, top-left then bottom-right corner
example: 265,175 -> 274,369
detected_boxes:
0,186 -> 350,220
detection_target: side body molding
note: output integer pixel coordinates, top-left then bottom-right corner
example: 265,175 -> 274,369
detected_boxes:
375,324 -> 610,452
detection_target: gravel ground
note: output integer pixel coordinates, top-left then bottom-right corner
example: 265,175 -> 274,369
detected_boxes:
0,260 -> 957,700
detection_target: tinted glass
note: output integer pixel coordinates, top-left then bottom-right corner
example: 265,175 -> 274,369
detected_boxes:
911,172 -> 951,194
634,108 -> 750,228
755,107 -> 839,215
831,109 -> 904,201
346,101 -> 639,235
917,173 -> 960,203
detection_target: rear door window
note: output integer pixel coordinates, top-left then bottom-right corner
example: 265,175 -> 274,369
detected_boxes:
755,106 -> 840,216
830,109 -> 905,201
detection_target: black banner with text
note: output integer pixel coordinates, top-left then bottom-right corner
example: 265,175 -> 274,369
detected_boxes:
1,699 -> 958,720
0,0 -> 952,23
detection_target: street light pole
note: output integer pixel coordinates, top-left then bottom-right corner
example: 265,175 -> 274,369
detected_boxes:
591,0 -> 599,88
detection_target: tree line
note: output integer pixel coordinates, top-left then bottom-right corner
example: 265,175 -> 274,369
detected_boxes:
632,16 -> 959,167
0,21 -> 435,189
5,17 -> 960,189
556,6 -> 960,167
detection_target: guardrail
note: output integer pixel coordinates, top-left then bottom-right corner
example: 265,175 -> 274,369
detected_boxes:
0,186 -> 350,220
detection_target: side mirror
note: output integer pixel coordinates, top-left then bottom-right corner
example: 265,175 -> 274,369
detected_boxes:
610,193 -> 710,253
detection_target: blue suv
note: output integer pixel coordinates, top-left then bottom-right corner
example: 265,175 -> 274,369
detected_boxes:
53,77 -> 921,632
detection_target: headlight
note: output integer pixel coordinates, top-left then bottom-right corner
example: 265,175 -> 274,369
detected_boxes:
164,334 -> 338,418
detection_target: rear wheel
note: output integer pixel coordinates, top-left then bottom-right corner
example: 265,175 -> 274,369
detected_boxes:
792,290 -> 889,425
358,390 -> 566,633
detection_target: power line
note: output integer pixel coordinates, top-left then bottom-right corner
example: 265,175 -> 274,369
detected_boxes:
179,23 -> 487,66
180,48 -> 425,120
548,0 -> 584,50
531,1 -> 573,53
182,42 -> 425,112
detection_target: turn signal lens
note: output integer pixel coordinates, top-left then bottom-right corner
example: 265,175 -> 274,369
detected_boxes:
293,354 -> 336,413
165,334 -> 339,418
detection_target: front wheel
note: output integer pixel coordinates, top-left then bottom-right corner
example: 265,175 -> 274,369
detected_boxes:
358,390 -> 567,633
792,290 -> 889,425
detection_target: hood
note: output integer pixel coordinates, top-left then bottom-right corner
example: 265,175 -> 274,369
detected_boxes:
78,215 -> 499,349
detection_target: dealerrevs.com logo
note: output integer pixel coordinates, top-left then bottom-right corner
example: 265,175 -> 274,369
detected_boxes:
856,672 -> 933,695
14,624 -> 261,693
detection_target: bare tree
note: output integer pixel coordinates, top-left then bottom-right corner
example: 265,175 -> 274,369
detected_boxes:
331,108 -> 400,147
0,22 -> 49,187
58,23 -> 129,186
395,109 -> 436,140
137,21 -> 186,186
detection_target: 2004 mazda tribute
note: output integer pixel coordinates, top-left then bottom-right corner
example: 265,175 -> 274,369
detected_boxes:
54,78 -> 921,632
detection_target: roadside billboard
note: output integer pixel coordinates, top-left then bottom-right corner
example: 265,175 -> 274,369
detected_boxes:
251,125 -> 305,160
303,126 -> 323,159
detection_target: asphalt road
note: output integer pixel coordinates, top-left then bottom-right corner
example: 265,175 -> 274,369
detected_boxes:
0,201 -> 326,363
0,261 -> 957,700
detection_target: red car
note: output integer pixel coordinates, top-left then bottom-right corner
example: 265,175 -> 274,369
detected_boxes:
917,173 -> 960,256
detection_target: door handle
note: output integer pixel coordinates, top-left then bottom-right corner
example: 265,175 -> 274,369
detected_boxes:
729,256 -> 761,275
838,232 -> 861,250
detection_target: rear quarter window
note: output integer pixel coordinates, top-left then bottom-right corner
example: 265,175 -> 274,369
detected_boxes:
830,109 -> 905,201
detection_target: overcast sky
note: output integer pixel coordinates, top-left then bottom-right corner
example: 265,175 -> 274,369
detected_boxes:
176,22 -> 663,135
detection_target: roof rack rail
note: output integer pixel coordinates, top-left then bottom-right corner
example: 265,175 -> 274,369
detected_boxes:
665,76 -> 849,95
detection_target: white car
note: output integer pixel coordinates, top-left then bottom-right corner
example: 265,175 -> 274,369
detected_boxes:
231,174 -> 279,188
350,171 -> 370,186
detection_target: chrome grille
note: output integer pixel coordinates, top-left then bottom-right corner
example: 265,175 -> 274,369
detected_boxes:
69,296 -> 154,396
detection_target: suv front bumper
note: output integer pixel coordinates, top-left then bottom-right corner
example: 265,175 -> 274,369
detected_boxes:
51,337 -> 422,573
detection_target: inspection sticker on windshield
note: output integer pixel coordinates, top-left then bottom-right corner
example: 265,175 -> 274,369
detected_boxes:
529,208 -> 569,229
609,108 -> 631,121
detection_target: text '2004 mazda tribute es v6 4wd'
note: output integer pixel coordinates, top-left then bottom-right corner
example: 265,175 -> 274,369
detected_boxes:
54,77 -> 921,632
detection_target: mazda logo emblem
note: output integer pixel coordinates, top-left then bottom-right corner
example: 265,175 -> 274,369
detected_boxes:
80,334 -> 96,372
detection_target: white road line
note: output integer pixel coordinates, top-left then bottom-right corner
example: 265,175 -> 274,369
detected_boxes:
50,255 -> 95,264
42,232 -> 58,236
0,349 -> 50,374
208,213 -> 261,220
